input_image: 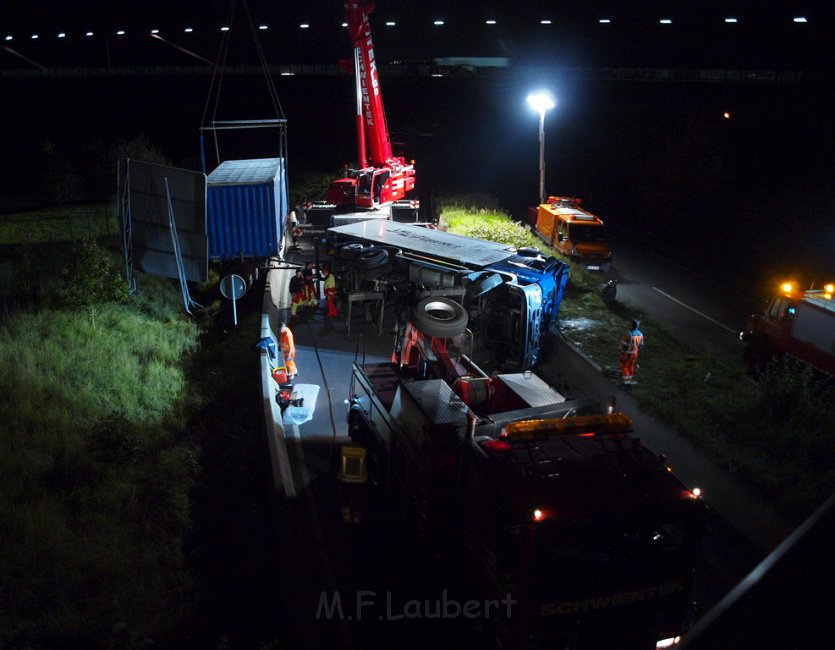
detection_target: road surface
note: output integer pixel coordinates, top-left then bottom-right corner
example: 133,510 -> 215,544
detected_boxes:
608,242 -> 759,360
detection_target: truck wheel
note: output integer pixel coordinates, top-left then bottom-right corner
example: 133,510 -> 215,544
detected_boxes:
377,245 -> 402,259
339,242 -> 365,260
412,297 -> 468,338
355,248 -> 389,269
743,337 -> 774,376
359,262 -> 390,280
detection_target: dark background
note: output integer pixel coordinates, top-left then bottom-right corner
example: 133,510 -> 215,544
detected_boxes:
2,1 -> 833,289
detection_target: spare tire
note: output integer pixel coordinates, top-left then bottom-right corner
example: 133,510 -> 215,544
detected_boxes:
412,297 -> 468,338
355,248 -> 389,270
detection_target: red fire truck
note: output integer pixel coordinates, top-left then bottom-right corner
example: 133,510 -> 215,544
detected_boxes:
347,299 -> 708,648
740,281 -> 835,376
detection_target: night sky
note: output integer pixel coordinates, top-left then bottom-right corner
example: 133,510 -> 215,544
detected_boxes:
2,1 -> 832,69
2,1 -> 833,282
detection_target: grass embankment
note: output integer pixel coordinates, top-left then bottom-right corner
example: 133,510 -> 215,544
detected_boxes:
441,201 -> 835,523
0,231 -> 204,646
1,207 -> 283,647
0,204 -> 116,244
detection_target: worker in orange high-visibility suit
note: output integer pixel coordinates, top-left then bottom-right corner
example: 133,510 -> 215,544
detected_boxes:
322,266 -> 339,319
620,319 -> 644,385
278,322 -> 298,377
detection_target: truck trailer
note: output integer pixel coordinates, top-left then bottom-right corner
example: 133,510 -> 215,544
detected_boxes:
348,306 -> 708,649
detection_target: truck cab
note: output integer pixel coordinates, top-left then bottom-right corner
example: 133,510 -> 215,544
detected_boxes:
464,416 -> 707,649
535,196 -> 613,271
327,167 -> 399,209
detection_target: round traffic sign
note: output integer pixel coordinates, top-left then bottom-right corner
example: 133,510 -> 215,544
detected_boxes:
219,273 -> 247,300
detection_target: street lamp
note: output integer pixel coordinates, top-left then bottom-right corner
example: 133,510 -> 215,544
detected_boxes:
527,91 -> 556,205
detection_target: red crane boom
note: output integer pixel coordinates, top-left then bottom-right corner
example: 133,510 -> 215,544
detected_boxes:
326,1 -> 416,209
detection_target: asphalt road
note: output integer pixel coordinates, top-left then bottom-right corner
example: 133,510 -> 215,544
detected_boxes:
267,250 -> 491,649
607,242 -> 760,360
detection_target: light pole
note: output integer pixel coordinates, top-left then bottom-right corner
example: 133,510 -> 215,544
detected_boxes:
527,91 -> 556,205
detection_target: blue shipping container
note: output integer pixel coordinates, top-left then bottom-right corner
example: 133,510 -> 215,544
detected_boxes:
207,158 -> 288,260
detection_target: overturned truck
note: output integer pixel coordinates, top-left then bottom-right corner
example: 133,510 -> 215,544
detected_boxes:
328,220 -> 569,371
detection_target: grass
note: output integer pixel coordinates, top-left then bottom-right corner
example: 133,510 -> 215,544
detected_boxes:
440,201 -> 835,523
0,204 -> 117,244
0,202 -> 282,646
0,241 -> 203,646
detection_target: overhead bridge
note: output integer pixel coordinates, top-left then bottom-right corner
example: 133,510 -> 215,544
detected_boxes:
0,63 -> 809,85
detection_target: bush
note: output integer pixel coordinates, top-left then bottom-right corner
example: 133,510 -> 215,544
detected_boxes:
53,239 -> 129,312
289,169 -> 338,206
441,207 -> 538,249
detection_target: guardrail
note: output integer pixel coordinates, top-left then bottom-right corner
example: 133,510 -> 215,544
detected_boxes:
259,269 -> 296,498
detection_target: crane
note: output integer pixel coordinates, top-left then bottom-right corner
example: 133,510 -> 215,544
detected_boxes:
326,1 -> 416,210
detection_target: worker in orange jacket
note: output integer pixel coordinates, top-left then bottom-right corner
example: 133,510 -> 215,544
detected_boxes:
620,319 -> 644,385
278,322 -> 298,377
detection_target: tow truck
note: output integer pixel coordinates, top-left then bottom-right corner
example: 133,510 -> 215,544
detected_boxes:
533,196 -> 612,271
740,280 -> 835,375
348,301 -> 708,649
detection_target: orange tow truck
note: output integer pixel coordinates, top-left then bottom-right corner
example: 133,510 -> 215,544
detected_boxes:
534,196 -> 612,271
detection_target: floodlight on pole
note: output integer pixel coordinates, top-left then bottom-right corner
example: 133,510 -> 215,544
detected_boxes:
527,91 -> 556,205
